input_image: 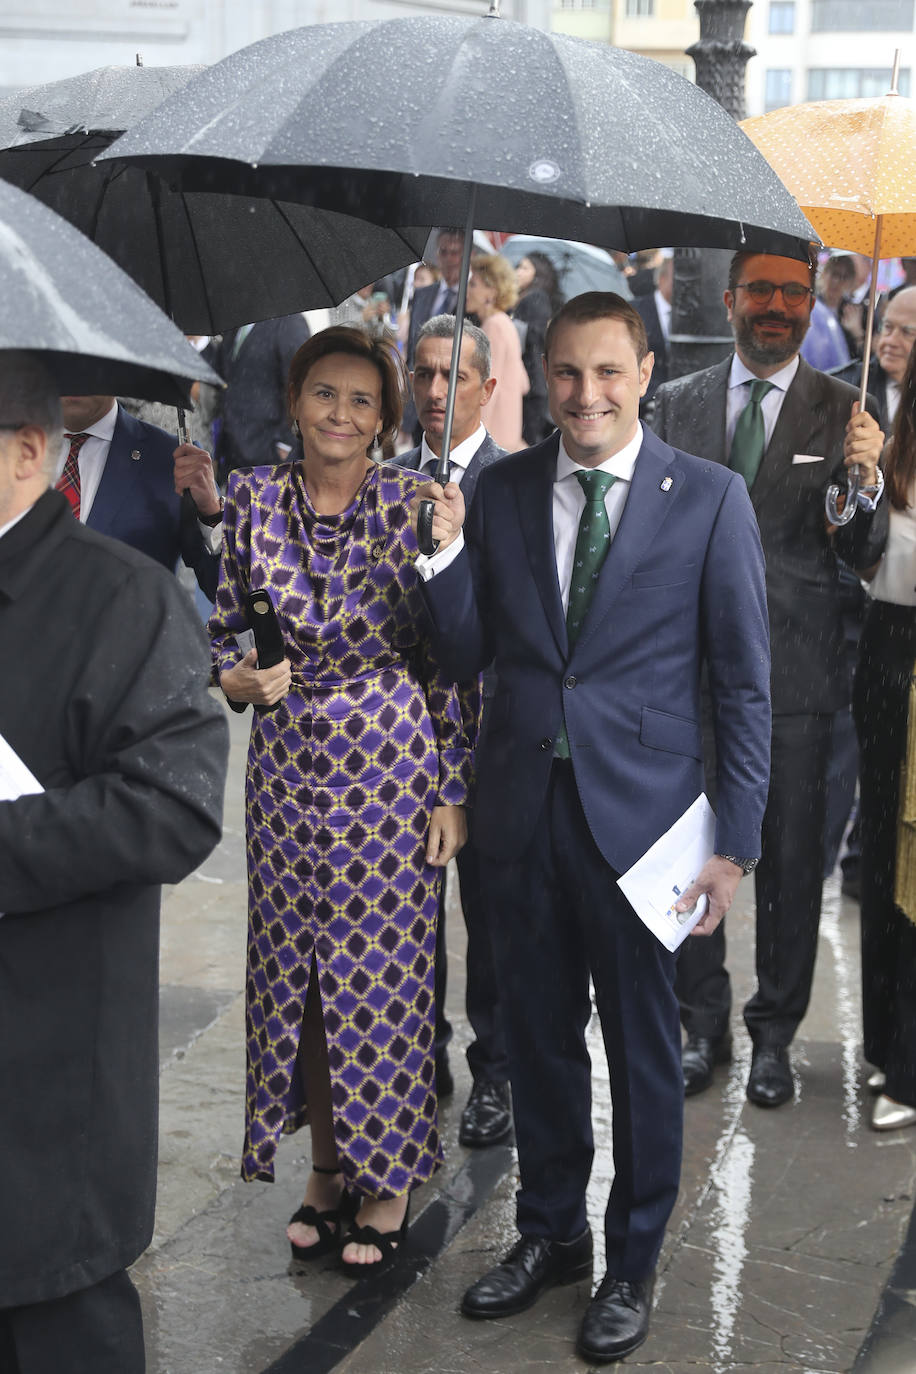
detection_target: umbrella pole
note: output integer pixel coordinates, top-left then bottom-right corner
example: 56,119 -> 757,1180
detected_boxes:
417,187 -> 478,554
826,215 -> 882,526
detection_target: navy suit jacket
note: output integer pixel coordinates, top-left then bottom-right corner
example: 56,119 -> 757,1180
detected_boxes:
420,427 -> 771,873
87,406 -> 220,601
393,429 -> 506,505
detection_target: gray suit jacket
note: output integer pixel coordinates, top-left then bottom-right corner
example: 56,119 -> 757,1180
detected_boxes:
652,354 -> 887,714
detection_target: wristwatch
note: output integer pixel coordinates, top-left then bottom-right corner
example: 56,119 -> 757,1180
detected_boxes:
718,853 -> 758,875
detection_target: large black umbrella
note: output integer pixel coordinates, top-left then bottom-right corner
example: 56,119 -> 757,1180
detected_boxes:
0,177 -> 221,403
102,10 -> 816,541
0,64 -> 428,334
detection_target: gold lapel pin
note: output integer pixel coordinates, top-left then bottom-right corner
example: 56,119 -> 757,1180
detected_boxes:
130,449 -> 141,462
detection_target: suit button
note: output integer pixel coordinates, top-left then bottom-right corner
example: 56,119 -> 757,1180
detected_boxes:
565,675 -> 577,689
539,737 -> 552,751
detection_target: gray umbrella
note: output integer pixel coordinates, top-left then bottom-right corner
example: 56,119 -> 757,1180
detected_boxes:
101,17 -> 815,254
0,64 -> 428,334
499,235 -> 632,303
101,11 -> 817,541
0,177 -> 221,404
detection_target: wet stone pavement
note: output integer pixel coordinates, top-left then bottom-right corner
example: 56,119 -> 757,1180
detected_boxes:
136,702 -> 916,1373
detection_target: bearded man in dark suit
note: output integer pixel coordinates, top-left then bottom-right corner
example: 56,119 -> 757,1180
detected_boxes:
652,250 -> 886,1109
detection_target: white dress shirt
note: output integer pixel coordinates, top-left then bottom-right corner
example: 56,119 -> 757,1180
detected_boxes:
55,401 -> 222,549
415,422 -> 644,591
0,507 -> 32,540
725,354 -> 798,453
55,400 -> 119,522
886,379 -> 902,427
870,486 -> 916,606
417,424 -> 488,486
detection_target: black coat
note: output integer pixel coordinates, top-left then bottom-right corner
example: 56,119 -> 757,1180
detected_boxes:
0,491 -> 228,1307
652,355 -> 888,714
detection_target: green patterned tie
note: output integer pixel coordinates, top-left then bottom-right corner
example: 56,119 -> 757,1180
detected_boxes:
555,469 -> 617,759
729,379 -> 774,490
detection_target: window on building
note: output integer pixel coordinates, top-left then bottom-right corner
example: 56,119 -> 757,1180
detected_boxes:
808,67 -> 911,99
765,69 -> 793,111
811,0 -> 913,30
624,0 -> 654,15
769,2 -> 795,32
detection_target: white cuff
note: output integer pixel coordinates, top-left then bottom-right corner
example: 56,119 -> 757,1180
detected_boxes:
415,532 -> 465,581
198,518 -> 223,553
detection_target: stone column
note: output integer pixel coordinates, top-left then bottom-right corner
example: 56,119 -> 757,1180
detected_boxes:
668,0 -> 755,381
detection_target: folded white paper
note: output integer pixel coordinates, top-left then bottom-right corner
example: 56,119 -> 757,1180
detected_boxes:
0,731 -> 43,803
617,793 -> 716,952
0,732 -> 44,920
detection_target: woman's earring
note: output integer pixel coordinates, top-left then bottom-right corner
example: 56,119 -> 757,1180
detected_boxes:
292,418 -> 301,438
371,426 -> 384,462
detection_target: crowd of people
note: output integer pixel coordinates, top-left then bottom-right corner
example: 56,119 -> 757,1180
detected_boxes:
5,229 -> 916,1371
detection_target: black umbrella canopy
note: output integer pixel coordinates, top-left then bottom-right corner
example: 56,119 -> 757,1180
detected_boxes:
0,65 -> 428,334
0,177 -> 222,404
102,16 -> 817,256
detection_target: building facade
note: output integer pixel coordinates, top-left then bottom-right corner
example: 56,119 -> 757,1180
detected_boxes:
0,0 -> 552,94
747,0 -> 913,115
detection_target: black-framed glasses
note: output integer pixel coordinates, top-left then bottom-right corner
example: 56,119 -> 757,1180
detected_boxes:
734,281 -> 814,307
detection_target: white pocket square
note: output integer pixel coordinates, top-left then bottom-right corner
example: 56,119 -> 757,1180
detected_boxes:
792,453 -> 824,465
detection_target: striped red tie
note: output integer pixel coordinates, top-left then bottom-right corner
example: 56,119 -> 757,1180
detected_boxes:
55,431 -> 89,519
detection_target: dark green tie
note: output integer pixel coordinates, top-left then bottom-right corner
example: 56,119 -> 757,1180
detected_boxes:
729,379 -> 774,490
555,469 -> 617,758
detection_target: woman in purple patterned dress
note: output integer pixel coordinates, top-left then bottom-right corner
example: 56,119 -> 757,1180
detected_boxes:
208,327 -> 473,1274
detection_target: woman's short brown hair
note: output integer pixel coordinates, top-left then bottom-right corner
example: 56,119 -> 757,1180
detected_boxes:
287,325 -> 406,452
471,253 -> 519,314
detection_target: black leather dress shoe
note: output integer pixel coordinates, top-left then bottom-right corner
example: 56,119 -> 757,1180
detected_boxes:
459,1079 -> 512,1148
682,1031 -> 732,1096
746,1045 -> 793,1107
577,1273 -> 654,1364
461,1229 -> 593,1319
435,1052 -> 454,1099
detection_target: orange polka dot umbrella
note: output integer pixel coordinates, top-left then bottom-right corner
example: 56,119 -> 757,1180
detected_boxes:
742,54 -> 913,520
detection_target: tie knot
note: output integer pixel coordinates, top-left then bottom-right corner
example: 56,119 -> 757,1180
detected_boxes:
575,469 -> 616,503
64,431 -> 90,452
748,379 -> 774,405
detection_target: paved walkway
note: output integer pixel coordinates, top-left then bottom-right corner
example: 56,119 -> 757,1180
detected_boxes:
135,703 -> 916,1372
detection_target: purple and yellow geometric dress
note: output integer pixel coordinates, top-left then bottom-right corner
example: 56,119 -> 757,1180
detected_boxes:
209,460 -> 474,1198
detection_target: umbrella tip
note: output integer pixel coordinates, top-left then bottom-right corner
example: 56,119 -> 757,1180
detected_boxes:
136,52 -> 144,66
889,48 -> 901,95
485,0 -> 501,15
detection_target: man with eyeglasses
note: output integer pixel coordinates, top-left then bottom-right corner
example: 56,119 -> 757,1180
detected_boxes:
833,286 -> 916,431
652,249 -> 887,1110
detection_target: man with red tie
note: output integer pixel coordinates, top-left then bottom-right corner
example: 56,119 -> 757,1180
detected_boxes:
56,394 -> 222,600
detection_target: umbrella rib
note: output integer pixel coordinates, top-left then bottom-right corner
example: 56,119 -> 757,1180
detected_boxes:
272,199 -> 335,302
172,185 -> 218,334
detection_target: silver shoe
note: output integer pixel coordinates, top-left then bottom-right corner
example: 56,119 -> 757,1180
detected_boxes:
867,1069 -> 886,1094
871,1094 -> 916,1131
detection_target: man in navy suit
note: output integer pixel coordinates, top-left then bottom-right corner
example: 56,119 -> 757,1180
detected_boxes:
57,395 -> 222,600
394,314 -> 511,1149
411,293 -> 771,1363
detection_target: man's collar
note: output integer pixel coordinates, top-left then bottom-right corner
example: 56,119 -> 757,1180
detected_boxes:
729,353 -> 800,393
66,400 -> 118,440
420,423 -> 488,472
556,423 -> 643,482
0,503 -> 34,541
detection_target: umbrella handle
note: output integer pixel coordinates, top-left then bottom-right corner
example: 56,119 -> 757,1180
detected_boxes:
417,497 -> 438,554
825,465 -> 860,526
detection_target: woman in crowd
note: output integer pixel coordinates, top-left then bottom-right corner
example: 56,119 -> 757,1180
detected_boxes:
208,325 -> 473,1272
513,252 -> 562,445
465,253 -> 529,452
853,345 -> 916,1132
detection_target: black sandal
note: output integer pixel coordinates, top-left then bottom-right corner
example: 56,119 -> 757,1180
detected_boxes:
288,1164 -> 356,1262
339,1196 -> 410,1278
